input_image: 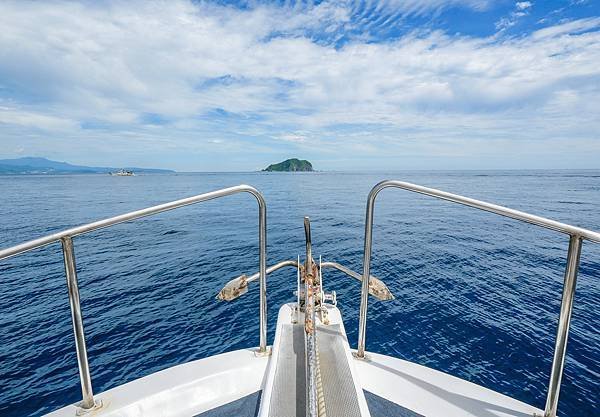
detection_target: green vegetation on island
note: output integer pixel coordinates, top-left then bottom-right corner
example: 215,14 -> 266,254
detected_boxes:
263,158 -> 313,172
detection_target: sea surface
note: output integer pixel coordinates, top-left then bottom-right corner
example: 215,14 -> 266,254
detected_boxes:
0,171 -> 599,417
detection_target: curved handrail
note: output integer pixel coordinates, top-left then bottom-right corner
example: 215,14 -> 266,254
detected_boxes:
321,261 -> 394,301
216,260 -> 298,301
216,259 -> 394,301
0,185 -> 268,257
0,184 -> 267,412
356,180 -> 599,417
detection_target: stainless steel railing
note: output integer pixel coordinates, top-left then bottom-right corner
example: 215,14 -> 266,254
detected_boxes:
356,180 -> 600,417
0,184 -> 267,412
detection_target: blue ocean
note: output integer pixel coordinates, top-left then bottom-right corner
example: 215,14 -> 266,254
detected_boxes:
0,171 -> 598,417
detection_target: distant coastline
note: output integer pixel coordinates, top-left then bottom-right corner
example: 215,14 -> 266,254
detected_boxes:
0,157 -> 174,175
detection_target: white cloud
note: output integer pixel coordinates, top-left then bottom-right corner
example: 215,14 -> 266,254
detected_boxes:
279,133 -> 308,143
516,2 -> 533,11
0,107 -> 76,131
532,17 -> 600,39
495,1 -> 534,31
378,0 -> 491,16
0,0 -> 598,169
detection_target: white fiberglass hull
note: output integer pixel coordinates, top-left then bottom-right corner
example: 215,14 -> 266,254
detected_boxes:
47,306 -> 543,417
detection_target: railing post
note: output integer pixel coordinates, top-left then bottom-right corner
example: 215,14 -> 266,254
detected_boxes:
61,236 -> 98,411
543,234 -> 582,417
257,192 -> 268,354
356,184 -> 380,358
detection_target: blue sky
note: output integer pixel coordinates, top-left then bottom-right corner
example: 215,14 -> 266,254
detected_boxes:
0,0 -> 599,171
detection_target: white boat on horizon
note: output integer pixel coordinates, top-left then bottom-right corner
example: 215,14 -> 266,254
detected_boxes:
110,169 -> 135,176
0,181 -> 598,417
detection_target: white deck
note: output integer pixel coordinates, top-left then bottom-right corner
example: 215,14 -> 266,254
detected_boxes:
47,305 -> 543,417
46,351 -> 543,417
355,352 -> 542,417
259,304 -> 371,417
46,349 -> 269,417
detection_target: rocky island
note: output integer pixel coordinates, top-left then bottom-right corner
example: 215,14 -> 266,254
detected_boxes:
263,158 -> 313,172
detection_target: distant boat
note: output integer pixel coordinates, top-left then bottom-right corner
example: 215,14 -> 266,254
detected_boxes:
110,169 -> 134,176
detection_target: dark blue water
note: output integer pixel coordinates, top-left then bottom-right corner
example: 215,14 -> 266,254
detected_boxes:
0,171 -> 599,417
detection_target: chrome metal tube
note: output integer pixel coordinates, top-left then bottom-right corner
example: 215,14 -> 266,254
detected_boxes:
256,189 -> 268,354
304,216 -> 312,270
321,261 -> 394,301
357,179 -> 599,358
244,260 -> 298,284
356,185 -> 377,358
0,185 -> 269,375
217,260 -> 299,301
362,181 -> 600,243
321,261 -> 376,284
234,259 -> 389,296
544,235 -> 582,417
0,185 -> 270,258
61,237 -> 95,410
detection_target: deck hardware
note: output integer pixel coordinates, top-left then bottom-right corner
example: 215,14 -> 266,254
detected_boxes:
223,259 -> 393,301
217,274 -> 249,301
74,399 -> 103,416
0,184 -> 268,407
318,256 -> 330,325
323,291 -> 337,306
357,179 -> 600,417
219,260 -> 300,300
302,217 -> 325,417
253,346 -> 272,358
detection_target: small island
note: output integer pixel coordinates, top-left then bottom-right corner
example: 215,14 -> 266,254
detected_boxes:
263,158 -> 313,172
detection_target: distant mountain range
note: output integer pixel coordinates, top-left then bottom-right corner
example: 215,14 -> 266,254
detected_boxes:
263,158 -> 313,172
0,157 -> 174,174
